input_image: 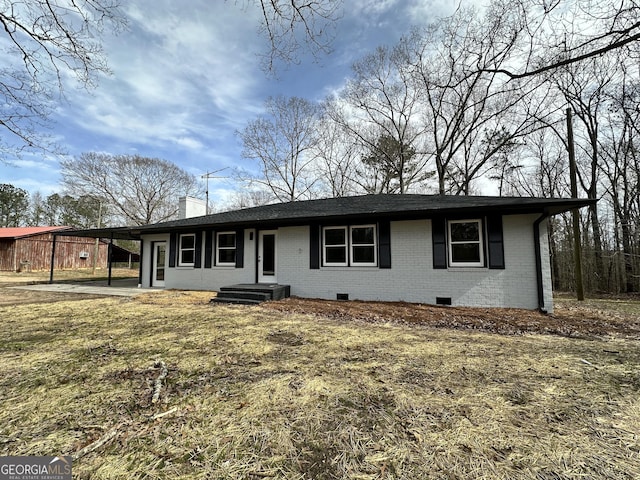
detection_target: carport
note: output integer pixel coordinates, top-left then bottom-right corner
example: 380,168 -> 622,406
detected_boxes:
50,227 -> 140,286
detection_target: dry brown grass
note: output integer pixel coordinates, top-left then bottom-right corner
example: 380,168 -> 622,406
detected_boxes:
0,289 -> 638,479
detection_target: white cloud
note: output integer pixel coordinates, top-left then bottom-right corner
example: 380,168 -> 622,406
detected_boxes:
8,175 -> 60,195
406,0 -> 481,24
56,1 -> 267,153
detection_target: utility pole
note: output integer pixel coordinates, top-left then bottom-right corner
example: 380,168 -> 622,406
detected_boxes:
201,168 -> 229,215
566,108 -> 585,301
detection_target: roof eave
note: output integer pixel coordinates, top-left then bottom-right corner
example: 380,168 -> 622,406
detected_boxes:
132,198 -> 596,234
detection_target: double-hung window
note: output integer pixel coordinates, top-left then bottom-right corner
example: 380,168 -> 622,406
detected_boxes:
323,227 -> 348,266
178,234 -> 196,267
448,219 -> 484,267
216,232 -> 236,266
323,225 -> 377,266
351,225 -> 376,266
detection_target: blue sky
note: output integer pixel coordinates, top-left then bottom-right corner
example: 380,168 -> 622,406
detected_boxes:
1,0 -> 456,204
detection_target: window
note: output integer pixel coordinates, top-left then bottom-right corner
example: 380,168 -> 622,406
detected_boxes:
323,227 -> 347,266
351,225 -> 376,266
448,220 -> 484,267
178,234 -> 196,266
323,225 -> 377,267
216,232 -> 236,266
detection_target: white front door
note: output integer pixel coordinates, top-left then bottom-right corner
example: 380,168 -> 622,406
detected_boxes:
258,230 -> 277,283
152,242 -> 167,287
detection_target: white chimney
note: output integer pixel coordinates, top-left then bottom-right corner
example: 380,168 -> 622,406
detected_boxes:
178,196 -> 207,219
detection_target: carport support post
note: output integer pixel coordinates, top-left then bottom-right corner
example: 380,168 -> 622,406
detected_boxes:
137,240 -> 144,288
49,234 -> 57,284
107,234 -> 113,286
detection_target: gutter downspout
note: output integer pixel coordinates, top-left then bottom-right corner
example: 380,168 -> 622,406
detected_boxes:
534,211 -> 550,313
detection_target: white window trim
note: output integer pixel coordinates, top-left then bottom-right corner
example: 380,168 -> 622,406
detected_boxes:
448,219 -> 485,267
350,225 -> 377,266
322,225 -> 378,267
323,226 -> 348,266
178,233 -> 196,267
216,231 -> 236,266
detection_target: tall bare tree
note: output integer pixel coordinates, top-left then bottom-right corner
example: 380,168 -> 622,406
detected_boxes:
238,96 -> 321,202
404,5 -> 547,194
599,67 -> 640,292
552,52 -> 622,290
330,44 -> 429,194
61,153 -> 202,225
0,0 -> 124,157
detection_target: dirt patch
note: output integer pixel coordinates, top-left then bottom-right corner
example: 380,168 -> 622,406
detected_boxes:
135,289 -> 215,305
262,296 -> 640,339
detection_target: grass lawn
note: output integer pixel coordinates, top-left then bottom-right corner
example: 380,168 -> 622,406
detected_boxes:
0,290 -> 638,479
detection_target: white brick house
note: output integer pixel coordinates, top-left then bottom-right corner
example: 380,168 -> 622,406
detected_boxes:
67,194 -> 594,312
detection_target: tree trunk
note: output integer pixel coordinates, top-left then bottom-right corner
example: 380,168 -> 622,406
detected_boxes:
620,214 -> 636,293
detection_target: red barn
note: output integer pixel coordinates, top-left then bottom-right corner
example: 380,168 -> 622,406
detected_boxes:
0,226 -> 109,272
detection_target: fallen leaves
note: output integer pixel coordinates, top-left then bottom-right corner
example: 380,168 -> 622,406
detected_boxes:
262,297 -> 640,338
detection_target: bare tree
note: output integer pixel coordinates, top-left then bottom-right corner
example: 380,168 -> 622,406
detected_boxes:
312,112 -> 360,197
225,188 -> 276,210
238,95 -> 321,202
404,5 -> 548,195
60,153 -> 202,225
331,44 -> 430,194
0,0 -> 124,157
552,52 -> 622,290
599,67 -> 640,292
252,0 -> 341,72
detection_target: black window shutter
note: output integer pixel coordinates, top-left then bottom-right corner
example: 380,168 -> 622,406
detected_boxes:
309,224 -> 320,269
378,220 -> 391,269
204,230 -> 213,268
432,217 -> 447,269
486,215 -> 505,269
235,229 -> 244,268
194,230 -> 203,268
168,232 -> 177,268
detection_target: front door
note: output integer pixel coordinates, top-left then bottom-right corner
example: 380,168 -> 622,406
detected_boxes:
152,242 -> 167,287
258,230 -> 277,283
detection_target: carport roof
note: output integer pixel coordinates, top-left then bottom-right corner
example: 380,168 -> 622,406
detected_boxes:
0,226 -> 72,239
59,194 -> 596,238
55,226 -> 141,240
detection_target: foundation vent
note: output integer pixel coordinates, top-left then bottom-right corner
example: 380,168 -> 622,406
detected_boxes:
436,297 -> 452,306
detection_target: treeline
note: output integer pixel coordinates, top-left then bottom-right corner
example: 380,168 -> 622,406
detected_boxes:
0,184 -> 103,229
234,2 -> 640,294
1,154 -> 204,230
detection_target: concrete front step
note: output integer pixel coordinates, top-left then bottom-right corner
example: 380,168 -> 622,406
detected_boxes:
210,296 -> 264,305
219,284 -> 290,300
216,290 -> 272,302
211,284 -> 291,305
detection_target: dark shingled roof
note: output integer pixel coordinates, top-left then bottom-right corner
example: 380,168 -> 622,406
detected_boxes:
59,194 -> 595,239
131,193 -> 595,233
